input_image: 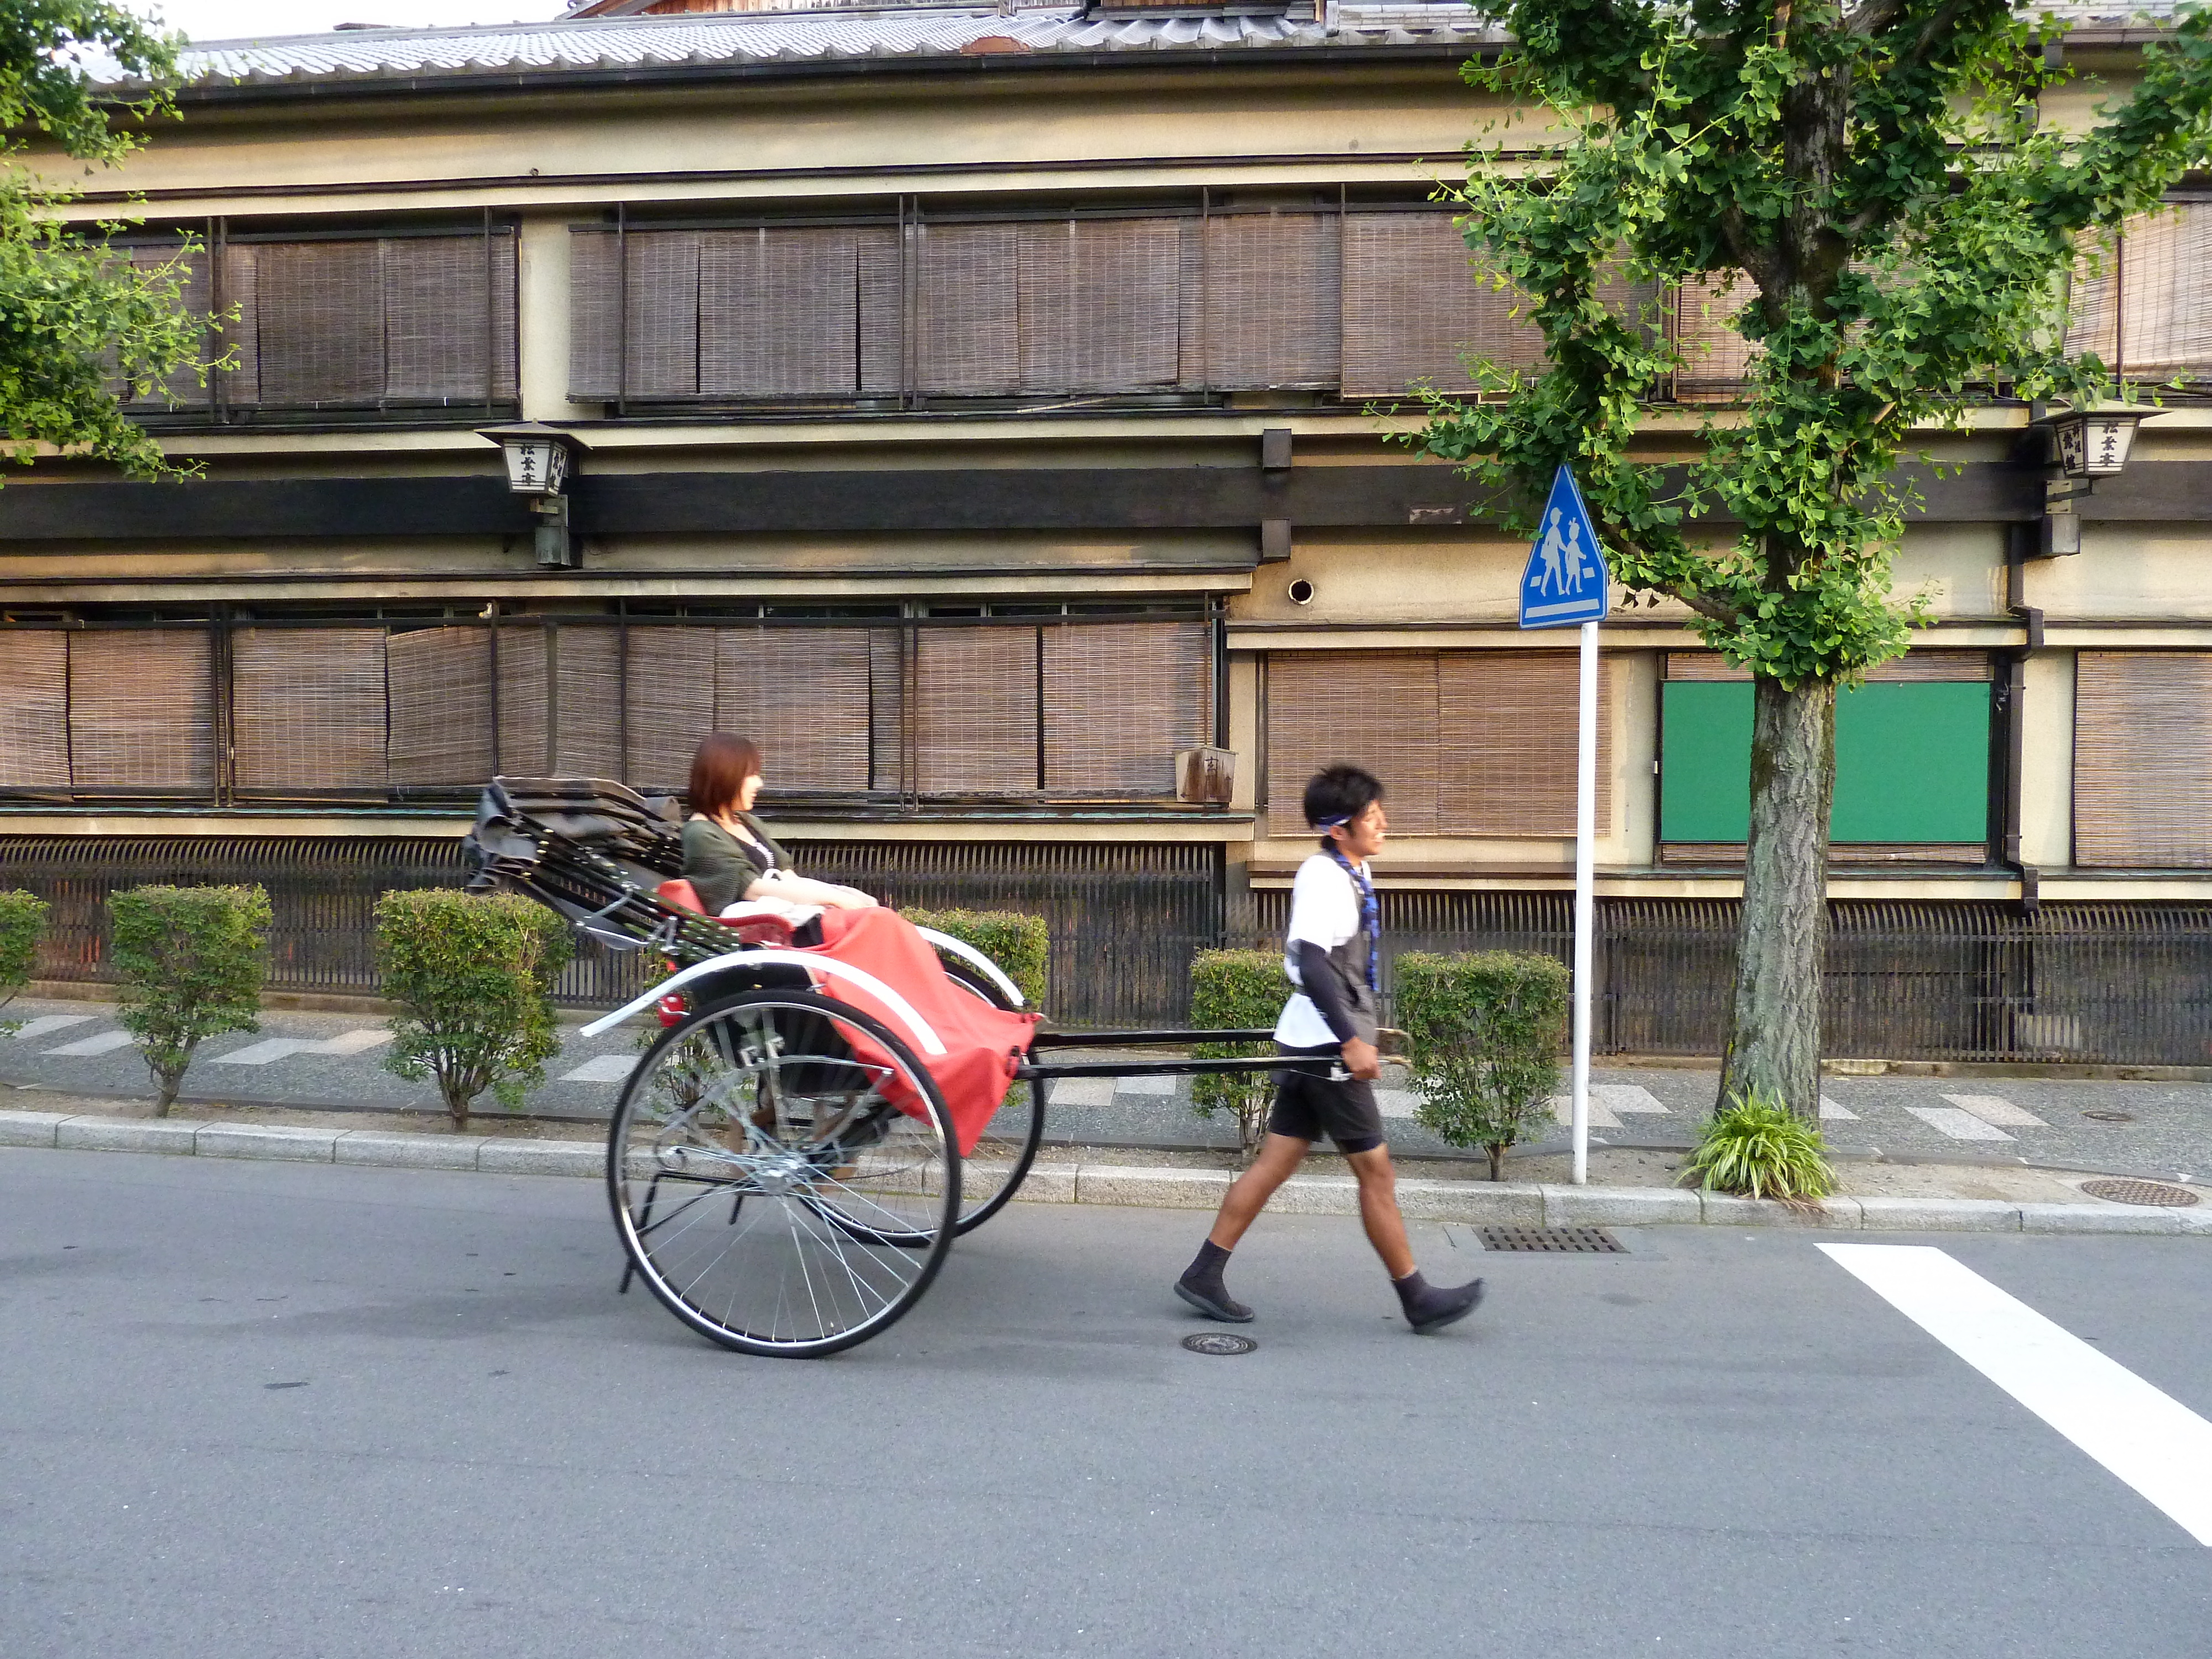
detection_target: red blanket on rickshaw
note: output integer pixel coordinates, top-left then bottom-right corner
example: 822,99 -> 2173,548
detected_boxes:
807,908 -> 1040,1156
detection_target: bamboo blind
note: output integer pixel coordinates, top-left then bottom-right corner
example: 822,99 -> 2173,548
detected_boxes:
495,625 -> 551,776
2074,651 -> 2212,868
714,627 -> 875,794
1018,218 -> 1183,394
552,627 -> 625,780
232,628 -> 388,792
2065,205 -> 2212,382
1266,651 -> 1443,834
1266,649 -> 1607,837
1340,213 -> 1494,399
1042,622 -> 1210,796
388,627 -> 495,786
119,247 -> 212,407
218,244 -> 260,405
1665,650 -> 1992,682
567,231 -> 622,400
253,241 -> 384,406
701,227 -> 874,398
913,222 -> 1022,395
67,630 -> 215,792
869,627 -> 906,793
625,232 -> 701,399
384,237 -> 518,402
1674,271 -> 1760,400
0,633 -> 70,789
914,626 -> 1039,795
1437,651 -> 1613,836
1202,211 -> 1341,390
623,627 -> 718,790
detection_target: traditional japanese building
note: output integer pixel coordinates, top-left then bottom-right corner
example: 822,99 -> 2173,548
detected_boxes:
3,0 -> 2206,1057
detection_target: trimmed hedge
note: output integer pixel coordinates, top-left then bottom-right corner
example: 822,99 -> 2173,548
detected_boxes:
905,907 -> 1050,1011
377,890 -> 573,1128
0,889 -> 47,1029
109,885 -> 272,1116
1190,948 -> 1287,1157
1395,951 -> 1568,1180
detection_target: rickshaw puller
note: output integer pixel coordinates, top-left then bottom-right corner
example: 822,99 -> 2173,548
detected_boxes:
1175,764 -> 1485,1334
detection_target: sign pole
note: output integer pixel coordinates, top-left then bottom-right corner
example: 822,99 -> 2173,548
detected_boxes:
1571,617 -> 1598,1186
1515,462 -> 1609,1188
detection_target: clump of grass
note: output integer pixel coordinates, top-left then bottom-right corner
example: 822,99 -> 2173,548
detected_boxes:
1678,1087 -> 1837,1202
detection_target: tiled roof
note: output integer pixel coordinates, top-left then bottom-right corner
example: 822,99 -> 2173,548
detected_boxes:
110,1 -> 2178,91
118,5 -> 1499,87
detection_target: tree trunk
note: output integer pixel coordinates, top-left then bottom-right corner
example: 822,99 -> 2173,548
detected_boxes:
1717,675 -> 1835,1119
1487,1142 -> 1507,1181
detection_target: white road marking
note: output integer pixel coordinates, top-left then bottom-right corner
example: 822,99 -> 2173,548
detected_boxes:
1040,1077 -> 1115,1108
1818,1095 -> 1859,1121
1551,1094 -> 1624,1129
209,1029 -> 395,1066
8,1014 -> 96,1041
1597,1084 -> 1670,1115
45,1030 -> 137,1056
560,1054 -> 637,1083
1905,1104 -> 2016,1141
1942,1093 -> 2047,1129
1821,1244 -> 2212,1546
1115,1074 -> 1178,1097
1374,1087 -> 1421,1119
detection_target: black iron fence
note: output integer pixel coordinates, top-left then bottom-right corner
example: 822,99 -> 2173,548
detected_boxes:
5,833 -> 2207,1063
1236,889 -> 2212,1067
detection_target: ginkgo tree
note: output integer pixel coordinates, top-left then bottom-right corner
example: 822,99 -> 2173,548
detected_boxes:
2,0 -> 207,483
1416,0 -> 2212,1116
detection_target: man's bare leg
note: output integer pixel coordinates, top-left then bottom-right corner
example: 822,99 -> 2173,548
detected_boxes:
1207,1132 -> 1311,1250
1173,1134 -> 1309,1322
1343,1145 -> 1416,1280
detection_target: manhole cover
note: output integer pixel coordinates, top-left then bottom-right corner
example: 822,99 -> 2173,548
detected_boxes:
1478,1225 -> 1626,1254
1181,1333 -> 1257,1356
2082,1110 -> 2136,1124
2080,1178 -> 2200,1208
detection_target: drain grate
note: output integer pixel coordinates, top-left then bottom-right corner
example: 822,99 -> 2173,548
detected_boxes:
1181,1332 -> 1257,1355
1478,1225 -> 1626,1254
2080,1178 -> 2200,1208
2082,1110 -> 2137,1124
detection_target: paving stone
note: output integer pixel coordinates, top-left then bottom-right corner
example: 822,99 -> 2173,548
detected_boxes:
0,1109 -> 69,1147
2019,1201 -> 2181,1235
335,1130 -> 488,1171
1397,1179 -> 1545,1224
1698,1192 -> 1864,1229
1855,1196 -> 2022,1233
1073,1165 -> 1230,1209
56,1115 -> 200,1154
1541,1185 -> 1702,1228
194,1123 -> 339,1162
476,1138 -> 602,1178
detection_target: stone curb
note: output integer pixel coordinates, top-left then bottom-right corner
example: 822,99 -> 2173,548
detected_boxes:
2,1111 -> 2204,1236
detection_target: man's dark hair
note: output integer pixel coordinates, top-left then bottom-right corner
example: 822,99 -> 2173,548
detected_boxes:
1303,765 -> 1384,844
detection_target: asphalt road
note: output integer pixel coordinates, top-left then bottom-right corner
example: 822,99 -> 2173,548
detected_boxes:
2,1149 -> 2208,1658
6,995 -> 2210,1178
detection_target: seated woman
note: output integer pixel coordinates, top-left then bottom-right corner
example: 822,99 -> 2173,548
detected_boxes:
681,733 -> 879,920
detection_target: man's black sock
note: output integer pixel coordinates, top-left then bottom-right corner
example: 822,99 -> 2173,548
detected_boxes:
1394,1269 -> 1484,1333
1176,1240 -> 1253,1323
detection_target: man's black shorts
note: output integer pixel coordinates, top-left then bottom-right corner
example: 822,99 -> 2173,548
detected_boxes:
1266,1042 -> 1384,1155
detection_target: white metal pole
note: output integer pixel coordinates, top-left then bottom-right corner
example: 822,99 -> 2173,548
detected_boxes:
1571,618 -> 1598,1186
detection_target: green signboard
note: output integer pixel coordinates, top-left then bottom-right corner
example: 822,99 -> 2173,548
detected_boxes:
1660,680 -> 1990,844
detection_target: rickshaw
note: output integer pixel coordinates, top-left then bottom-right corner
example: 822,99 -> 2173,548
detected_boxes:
467,778 -> 1332,1358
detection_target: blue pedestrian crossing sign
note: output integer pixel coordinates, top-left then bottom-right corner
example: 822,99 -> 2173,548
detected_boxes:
1519,465 -> 1611,629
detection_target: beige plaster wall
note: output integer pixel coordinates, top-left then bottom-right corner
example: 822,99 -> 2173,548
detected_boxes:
2019,649 -> 2075,869
2029,530 -> 2212,620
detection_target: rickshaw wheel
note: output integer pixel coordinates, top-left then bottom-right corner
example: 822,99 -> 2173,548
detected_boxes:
607,989 -> 959,1358
941,962 -> 1048,1235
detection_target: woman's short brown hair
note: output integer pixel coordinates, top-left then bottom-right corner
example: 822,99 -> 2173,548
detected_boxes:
688,733 -> 762,818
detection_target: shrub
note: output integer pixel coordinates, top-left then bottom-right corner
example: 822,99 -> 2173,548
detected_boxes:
377,890 -> 573,1129
108,885 -> 272,1116
0,889 -> 48,1032
1678,1088 -> 1838,1202
1395,951 -> 1568,1181
904,907 -> 1050,1011
1189,948 -> 1287,1157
